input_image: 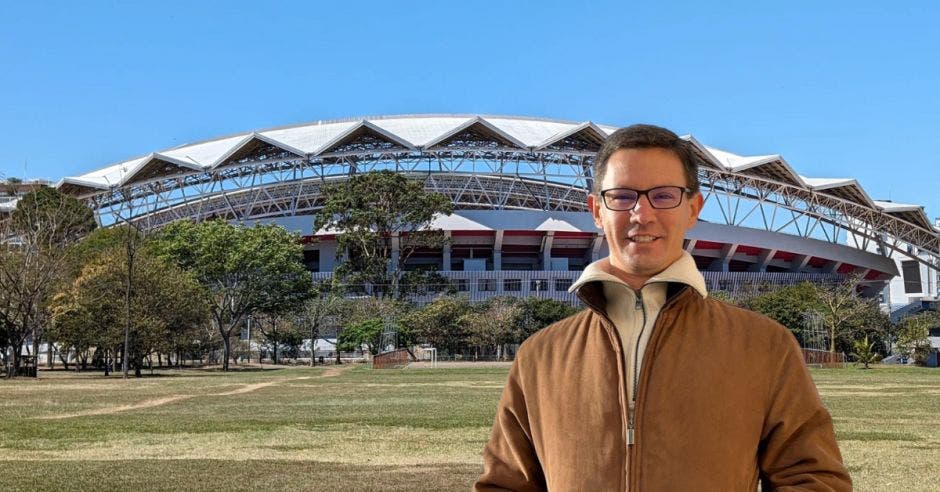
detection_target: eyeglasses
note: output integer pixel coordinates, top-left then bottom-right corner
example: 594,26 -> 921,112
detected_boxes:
599,186 -> 691,211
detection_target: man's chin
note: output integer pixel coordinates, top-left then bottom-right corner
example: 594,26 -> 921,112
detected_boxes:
611,255 -> 670,279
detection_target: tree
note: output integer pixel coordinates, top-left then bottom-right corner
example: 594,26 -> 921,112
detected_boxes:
297,281 -> 344,366
255,314 -> 306,364
0,187 -> 96,376
403,295 -> 472,355
152,220 -> 311,371
850,334 -> 882,369
514,297 -> 578,342
461,296 -> 522,360
814,276 -> 880,353
314,170 -> 453,298
896,310 -> 939,365
743,282 -> 820,341
339,296 -> 412,357
50,246 -> 207,376
743,278 -> 885,354
338,318 -> 387,355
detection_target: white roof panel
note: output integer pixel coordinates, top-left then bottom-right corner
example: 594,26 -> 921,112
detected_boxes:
260,121 -> 358,154
75,156 -> 147,187
368,116 -> 472,148
801,176 -> 856,188
705,146 -> 778,171
161,134 -> 248,168
484,117 -> 575,147
874,200 -> 922,212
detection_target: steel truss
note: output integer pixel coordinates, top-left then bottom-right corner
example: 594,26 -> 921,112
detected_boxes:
83,143 -> 939,273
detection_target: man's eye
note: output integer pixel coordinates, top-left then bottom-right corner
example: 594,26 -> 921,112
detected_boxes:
653,191 -> 677,201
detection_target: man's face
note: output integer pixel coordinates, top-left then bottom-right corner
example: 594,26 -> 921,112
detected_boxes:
588,147 -> 703,286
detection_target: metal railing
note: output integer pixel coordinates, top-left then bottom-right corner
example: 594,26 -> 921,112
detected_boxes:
311,270 -> 845,306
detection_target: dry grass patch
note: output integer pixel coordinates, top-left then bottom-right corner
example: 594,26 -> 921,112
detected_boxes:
0,364 -> 936,491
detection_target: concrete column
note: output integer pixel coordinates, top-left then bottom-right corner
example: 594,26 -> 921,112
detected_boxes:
442,231 -> 452,272
709,243 -> 736,272
319,241 -> 337,273
493,230 -> 503,271
541,231 -> 555,270
824,260 -> 842,274
789,254 -> 811,273
748,248 -> 777,272
388,232 -> 400,274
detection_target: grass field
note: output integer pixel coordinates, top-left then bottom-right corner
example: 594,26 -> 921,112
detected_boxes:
0,364 -> 936,491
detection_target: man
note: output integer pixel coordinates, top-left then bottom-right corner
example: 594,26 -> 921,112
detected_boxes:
475,124 -> 851,491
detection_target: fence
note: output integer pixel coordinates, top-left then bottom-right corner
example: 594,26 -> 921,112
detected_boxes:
801,348 -> 846,368
311,270 -> 844,306
373,348 -> 411,369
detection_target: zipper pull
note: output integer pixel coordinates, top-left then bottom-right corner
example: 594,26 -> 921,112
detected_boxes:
634,291 -> 642,310
627,428 -> 635,446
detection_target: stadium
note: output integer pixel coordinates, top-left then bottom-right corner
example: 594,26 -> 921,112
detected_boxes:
21,114 -> 940,311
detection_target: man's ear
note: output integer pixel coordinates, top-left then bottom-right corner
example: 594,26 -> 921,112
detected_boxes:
686,191 -> 704,230
588,193 -> 603,229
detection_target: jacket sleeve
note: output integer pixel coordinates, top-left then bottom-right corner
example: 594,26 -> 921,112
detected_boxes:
473,351 -> 546,492
758,330 -> 852,491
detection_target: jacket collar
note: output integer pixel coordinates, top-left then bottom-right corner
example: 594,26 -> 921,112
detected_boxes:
570,251 -> 708,312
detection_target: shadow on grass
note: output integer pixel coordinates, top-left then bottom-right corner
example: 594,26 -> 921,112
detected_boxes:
0,459 -> 482,492
32,366 -> 297,380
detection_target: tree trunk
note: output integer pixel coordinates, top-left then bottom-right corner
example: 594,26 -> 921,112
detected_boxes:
272,319 -> 278,365
32,331 -> 40,379
222,335 -> 231,371
309,326 -> 317,367
58,349 -> 70,371
10,342 -> 21,378
829,325 -> 837,353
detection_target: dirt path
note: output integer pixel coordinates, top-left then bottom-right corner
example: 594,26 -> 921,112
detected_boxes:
40,395 -> 196,420
37,366 -> 352,420
213,380 -> 280,396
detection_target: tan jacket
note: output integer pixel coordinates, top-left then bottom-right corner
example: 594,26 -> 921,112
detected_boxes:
571,252 -> 708,411
475,281 -> 851,491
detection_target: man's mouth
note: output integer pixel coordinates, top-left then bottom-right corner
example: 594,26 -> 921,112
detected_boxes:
628,235 -> 659,243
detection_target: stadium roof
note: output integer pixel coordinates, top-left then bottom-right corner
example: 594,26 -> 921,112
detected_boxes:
55,113 -> 936,234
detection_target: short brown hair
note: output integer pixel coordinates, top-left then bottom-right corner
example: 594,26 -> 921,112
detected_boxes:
593,124 -> 700,195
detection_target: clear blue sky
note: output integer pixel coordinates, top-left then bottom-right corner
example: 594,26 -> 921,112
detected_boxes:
1,1 -> 938,221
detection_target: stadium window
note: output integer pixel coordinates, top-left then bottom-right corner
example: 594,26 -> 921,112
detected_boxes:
901,260 -> 922,294
530,279 -> 548,293
478,279 -> 496,292
554,278 -> 573,291
504,279 -> 522,291
455,279 -> 469,292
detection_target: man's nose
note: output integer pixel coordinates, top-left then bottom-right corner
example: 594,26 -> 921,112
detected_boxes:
630,194 -> 655,224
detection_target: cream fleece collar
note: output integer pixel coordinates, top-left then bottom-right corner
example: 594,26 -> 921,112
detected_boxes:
569,251 -> 708,298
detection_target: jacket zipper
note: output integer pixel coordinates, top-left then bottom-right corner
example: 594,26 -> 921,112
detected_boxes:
628,289 -> 646,446
628,287 -> 692,491
579,294 -> 632,492
578,285 -> 691,492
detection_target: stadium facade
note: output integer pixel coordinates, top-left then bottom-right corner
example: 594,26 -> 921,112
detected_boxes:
15,114 -> 939,311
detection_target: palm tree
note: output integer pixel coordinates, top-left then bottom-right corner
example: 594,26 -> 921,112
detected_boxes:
850,335 -> 882,369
